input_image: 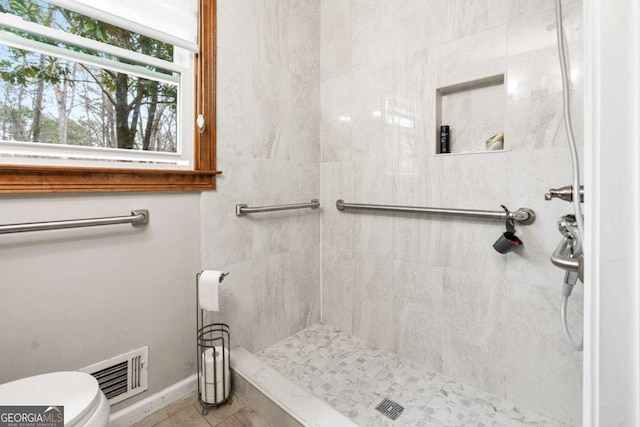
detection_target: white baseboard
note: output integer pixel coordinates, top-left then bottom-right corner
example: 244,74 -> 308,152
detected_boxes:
108,375 -> 197,427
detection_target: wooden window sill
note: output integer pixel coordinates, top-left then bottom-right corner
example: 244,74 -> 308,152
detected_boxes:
0,165 -> 221,193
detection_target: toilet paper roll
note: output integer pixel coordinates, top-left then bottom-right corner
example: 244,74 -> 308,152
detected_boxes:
198,270 -> 224,311
199,347 -> 230,404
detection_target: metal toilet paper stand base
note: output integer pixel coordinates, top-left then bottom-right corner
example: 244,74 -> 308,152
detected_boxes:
196,273 -> 231,415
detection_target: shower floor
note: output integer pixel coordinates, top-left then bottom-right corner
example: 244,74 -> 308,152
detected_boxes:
256,322 -> 569,427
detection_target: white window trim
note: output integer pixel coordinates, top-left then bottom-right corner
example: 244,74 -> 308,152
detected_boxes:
44,0 -> 199,53
0,11 -> 183,74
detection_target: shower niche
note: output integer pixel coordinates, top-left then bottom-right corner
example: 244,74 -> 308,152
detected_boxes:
435,74 -> 505,155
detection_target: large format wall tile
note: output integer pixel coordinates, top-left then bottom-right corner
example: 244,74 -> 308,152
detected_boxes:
392,0 -> 444,56
289,75 -> 321,163
204,0 -> 321,356
217,0 -> 256,53
391,157 -> 444,266
351,0 -> 395,69
352,253 -> 396,352
506,149 -> 582,292
321,0 -> 351,81
442,268 -> 507,397
321,162 -> 356,250
388,53 -> 437,159
252,253 -> 290,351
353,158 -> 393,257
506,280 -> 583,425
393,259 -> 444,371
321,246 -> 356,334
351,65 -> 393,161
438,25 -> 507,87
207,261 -> 254,352
321,73 -> 354,162
252,61 -> 291,160
256,0 -> 290,70
216,46 -> 255,159
444,0 -> 508,42
509,0 -> 579,22
506,92 -> 566,151
289,0 -> 320,79
202,157 -> 254,268
285,247 -> 321,335
209,0 -> 586,425
506,3 -> 583,100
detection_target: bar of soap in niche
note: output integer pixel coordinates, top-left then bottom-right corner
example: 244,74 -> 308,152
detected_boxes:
485,133 -> 504,151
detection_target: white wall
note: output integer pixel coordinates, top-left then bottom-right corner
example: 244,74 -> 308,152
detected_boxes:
585,0 -> 640,424
0,192 -> 200,411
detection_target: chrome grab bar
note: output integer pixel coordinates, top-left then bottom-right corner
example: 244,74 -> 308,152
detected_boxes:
236,199 -> 320,216
0,210 -> 149,234
335,200 -> 536,225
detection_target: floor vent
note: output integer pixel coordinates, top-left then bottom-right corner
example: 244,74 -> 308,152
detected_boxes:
375,398 -> 404,420
80,347 -> 148,405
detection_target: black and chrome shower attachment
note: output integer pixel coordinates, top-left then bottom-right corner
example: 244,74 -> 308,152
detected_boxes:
493,205 -> 523,254
550,213 -> 584,351
552,214 -> 584,287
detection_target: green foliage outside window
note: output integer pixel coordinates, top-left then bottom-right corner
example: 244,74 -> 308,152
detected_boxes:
0,0 -> 178,153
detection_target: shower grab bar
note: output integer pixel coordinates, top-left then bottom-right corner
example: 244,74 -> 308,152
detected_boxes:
0,210 -> 149,234
336,200 -> 536,225
236,199 -> 320,216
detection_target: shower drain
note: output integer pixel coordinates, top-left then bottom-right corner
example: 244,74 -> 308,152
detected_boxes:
375,398 -> 405,420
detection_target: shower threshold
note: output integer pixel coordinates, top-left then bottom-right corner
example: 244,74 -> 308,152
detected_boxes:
245,322 -> 571,427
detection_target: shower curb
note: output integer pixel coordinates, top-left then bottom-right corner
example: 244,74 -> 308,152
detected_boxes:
230,347 -> 358,427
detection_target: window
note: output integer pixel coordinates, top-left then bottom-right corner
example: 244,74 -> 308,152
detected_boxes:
0,0 -> 217,193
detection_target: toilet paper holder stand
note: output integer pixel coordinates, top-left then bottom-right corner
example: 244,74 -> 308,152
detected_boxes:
196,273 -> 232,414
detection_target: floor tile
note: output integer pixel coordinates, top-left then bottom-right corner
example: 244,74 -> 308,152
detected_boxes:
132,392 -> 270,427
154,405 -> 211,427
234,406 -> 272,427
217,415 -> 245,427
202,393 -> 248,426
256,322 -> 571,427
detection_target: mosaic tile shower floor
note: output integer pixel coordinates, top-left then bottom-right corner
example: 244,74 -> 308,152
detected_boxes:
256,322 -> 570,427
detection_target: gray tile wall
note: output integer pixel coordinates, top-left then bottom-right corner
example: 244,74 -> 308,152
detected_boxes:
206,1 -> 584,425
202,0 -> 321,352
320,1 -> 583,425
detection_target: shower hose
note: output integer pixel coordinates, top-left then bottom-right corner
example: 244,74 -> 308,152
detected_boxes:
555,0 -> 584,351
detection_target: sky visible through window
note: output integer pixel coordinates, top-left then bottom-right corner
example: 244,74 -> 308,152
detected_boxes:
0,0 -> 178,156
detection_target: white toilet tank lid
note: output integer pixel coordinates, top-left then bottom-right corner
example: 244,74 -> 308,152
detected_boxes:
0,371 -> 103,426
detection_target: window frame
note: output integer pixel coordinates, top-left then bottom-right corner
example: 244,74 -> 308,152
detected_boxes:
0,0 -> 218,193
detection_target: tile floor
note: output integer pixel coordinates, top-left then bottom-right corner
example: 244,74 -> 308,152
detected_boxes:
131,392 -> 271,427
256,322 -> 571,427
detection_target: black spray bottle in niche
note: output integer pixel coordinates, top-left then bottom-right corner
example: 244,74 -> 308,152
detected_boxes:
439,125 -> 450,153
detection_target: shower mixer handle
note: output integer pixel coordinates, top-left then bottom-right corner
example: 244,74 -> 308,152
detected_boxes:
545,185 -> 584,202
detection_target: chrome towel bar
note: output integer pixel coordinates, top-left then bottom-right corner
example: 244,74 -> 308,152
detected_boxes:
0,210 -> 149,234
336,200 -> 535,225
236,199 -> 320,216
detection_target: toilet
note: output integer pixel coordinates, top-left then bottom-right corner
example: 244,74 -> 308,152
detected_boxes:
0,371 -> 109,426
